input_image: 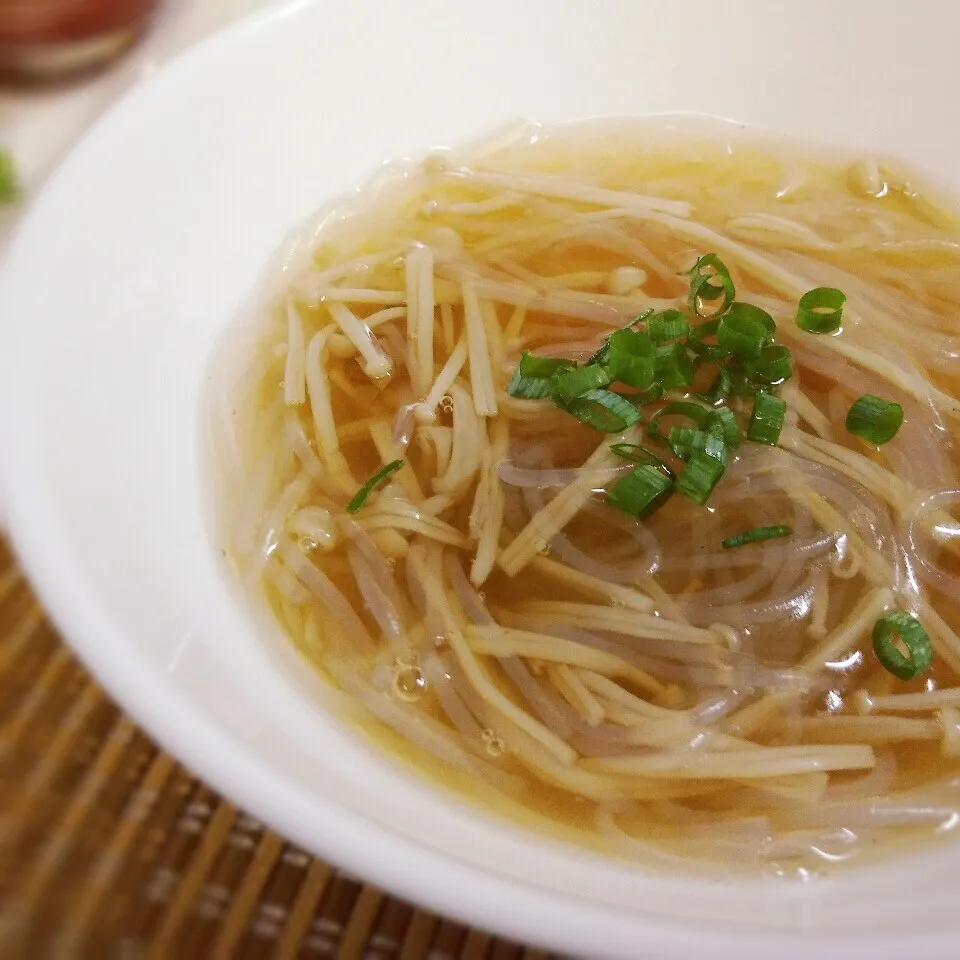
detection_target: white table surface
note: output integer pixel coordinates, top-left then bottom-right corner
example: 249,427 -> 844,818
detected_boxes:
0,0 -> 284,238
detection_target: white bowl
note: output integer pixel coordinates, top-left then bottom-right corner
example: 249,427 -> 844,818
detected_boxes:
2,2 -> 959,957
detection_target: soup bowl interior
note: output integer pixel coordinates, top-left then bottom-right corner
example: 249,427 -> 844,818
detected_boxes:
2,1 -> 960,957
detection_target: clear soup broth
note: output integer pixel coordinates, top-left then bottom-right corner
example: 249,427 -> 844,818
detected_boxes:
212,120 -> 960,875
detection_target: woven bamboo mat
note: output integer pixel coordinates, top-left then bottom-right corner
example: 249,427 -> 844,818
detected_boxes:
0,538 -> 556,960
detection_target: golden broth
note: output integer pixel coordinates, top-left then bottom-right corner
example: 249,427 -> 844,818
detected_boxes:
214,121 -> 960,874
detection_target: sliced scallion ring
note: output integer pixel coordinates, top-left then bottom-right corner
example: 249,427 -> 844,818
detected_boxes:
695,358 -> 732,405
347,460 -> 405,513
707,406 -> 741,449
747,391 -> 787,446
872,611 -> 933,680
746,344 -> 793,384
718,303 -> 776,360
610,443 -> 673,475
654,342 -> 695,389
607,328 -> 656,390
553,364 -> 612,400
519,351 -> 575,378
845,395 -> 904,445
507,366 -> 553,399
607,464 -> 674,518
647,400 -> 712,445
683,254 -> 736,318
722,525 -> 793,549
562,389 -> 644,432
796,287 -> 846,333
647,309 -> 690,344
676,450 -> 726,505
668,426 -> 727,465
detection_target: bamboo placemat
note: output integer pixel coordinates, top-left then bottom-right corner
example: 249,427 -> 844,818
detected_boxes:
0,537 -> 556,960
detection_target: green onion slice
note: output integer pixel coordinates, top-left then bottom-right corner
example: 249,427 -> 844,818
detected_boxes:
647,401 -> 712,445
684,254 -> 736,318
687,338 -> 725,362
607,328 -> 656,390
796,287 -> 846,333
607,464 -> 674,519
707,406 -> 741,449
627,383 -> 665,407
872,611 -> 933,680
717,303 -> 776,360
588,309 -> 655,366
727,360 -> 759,396
562,389 -> 644,432
845,395 -> 904,445
668,426 -> 727,465
347,460 -> 405,513
553,364 -> 612,400
746,344 -> 793,384
747,391 -> 787,446
610,443 -> 673,475
587,338 -> 612,366
654,342 -> 695,389
647,310 -> 690,344
689,317 -> 721,341
722,525 -> 793,549
519,351 -> 575,378
729,301 -> 776,338
695,358 -> 732,405
507,366 -> 553,400
676,451 -> 726,505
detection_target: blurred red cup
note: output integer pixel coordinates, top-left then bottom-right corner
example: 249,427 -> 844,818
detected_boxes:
0,0 -> 160,82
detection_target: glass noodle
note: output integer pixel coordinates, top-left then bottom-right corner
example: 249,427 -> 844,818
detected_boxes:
209,120 -> 960,876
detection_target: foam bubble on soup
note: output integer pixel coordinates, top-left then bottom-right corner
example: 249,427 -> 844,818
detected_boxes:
210,120 -> 960,875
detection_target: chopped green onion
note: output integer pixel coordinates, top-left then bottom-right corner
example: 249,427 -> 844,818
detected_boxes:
553,364 -> 611,400
872,611 -> 933,680
722,525 -> 793,549
845,395 -> 904,445
587,338 -> 612,366
667,426 -> 700,461
507,366 -> 553,399
563,389 -> 643,432
647,401 -> 712,445
717,303 -> 775,360
687,339 -> 725,363
668,426 -> 727,465
689,317 -> 721,342
707,406 -> 741,449
727,360 -> 759,396
747,391 -> 787,445
695,359 -> 732,405
629,307 -> 655,328
676,451 -> 726,505
647,310 -> 690,344
346,460 -> 405,513
607,328 -> 656,390
0,149 -> 19,204
729,301 -> 776,338
588,310 -> 655,366
654,342 -> 695,389
796,287 -> 846,333
687,317 -> 720,346
610,444 -> 673,475
607,465 -> 674,518
628,383 -> 664,407
519,351 -> 575,378
746,344 -> 793,384
684,254 -> 735,318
